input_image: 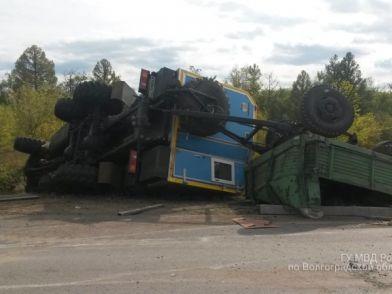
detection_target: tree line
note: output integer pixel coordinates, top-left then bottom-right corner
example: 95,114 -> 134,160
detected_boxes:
0,45 -> 120,102
0,45 -> 121,142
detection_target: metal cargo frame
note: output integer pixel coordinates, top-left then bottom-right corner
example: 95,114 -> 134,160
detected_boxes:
246,133 -> 392,217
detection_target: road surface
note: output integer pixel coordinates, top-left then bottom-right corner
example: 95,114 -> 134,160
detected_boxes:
0,194 -> 392,293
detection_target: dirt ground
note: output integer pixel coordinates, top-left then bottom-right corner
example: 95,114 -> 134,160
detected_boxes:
0,193 -> 392,293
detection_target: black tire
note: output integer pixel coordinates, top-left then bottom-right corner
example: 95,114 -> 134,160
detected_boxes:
73,81 -> 112,107
301,85 -> 354,137
54,98 -> 84,122
24,155 -> 41,192
373,141 -> 392,156
14,137 -> 45,154
176,78 -> 229,136
265,130 -> 284,148
50,163 -> 97,192
48,124 -> 69,156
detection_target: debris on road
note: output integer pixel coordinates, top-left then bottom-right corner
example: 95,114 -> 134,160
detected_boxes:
118,204 -> 164,216
0,193 -> 40,202
232,217 -> 278,229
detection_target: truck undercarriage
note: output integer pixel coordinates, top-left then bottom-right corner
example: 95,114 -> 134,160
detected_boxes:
14,67 -> 361,194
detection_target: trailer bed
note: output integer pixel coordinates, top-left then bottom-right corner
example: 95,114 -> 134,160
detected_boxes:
246,133 -> 392,218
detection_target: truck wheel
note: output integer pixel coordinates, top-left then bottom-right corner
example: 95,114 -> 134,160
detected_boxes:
73,81 -> 112,107
25,176 -> 39,193
24,155 -> 41,192
54,98 -> 84,122
52,163 -> 97,191
14,137 -> 45,154
373,141 -> 392,156
301,85 -> 354,137
176,78 -> 229,137
48,124 -> 69,156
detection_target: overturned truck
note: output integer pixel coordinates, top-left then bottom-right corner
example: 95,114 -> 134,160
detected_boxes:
14,67 -> 358,195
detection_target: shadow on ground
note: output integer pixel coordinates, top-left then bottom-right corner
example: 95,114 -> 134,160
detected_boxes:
0,192 -> 383,236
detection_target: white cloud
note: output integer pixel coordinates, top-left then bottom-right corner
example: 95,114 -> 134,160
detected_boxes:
0,0 -> 392,87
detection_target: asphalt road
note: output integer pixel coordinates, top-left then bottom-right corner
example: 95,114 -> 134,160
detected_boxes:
0,195 -> 392,293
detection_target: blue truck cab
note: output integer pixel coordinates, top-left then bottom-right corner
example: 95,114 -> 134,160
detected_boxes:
160,69 -> 257,194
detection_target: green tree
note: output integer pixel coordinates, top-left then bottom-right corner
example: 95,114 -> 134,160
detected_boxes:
349,113 -> 383,148
289,70 -> 312,120
259,72 -> 278,114
259,88 -> 293,120
337,81 -> 361,116
291,70 -> 311,101
228,64 -> 262,97
92,59 -> 120,85
228,66 -> 294,120
317,52 -> 363,88
228,67 -> 243,88
370,91 -> 392,117
0,104 -> 23,193
257,73 -> 294,120
243,64 -> 262,97
0,105 -> 16,150
317,52 -> 370,115
0,78 -> 10,104
0,73 -> 19,104
11,45 -> 57,90
60,71 -> 88,97
369,90 -> 392,140
11,86 -> 63,139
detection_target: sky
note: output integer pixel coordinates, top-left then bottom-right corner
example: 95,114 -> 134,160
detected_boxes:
1,0 -> 392,88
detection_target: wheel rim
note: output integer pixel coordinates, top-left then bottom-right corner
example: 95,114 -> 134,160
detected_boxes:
317,96 -> 344,122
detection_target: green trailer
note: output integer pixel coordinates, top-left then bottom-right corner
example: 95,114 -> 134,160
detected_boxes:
246,133 -> 392,218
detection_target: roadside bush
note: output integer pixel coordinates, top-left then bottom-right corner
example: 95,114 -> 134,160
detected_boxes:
349,113 -> 383,148
0,86 -> 63,193
0,104 -> 16,150
11,85 -> 63,140
0,165 -> 22,193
